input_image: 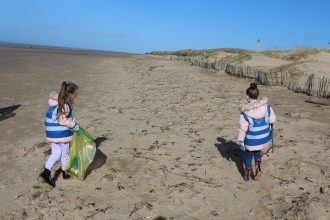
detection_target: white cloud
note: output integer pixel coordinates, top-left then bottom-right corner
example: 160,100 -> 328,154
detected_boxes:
266,45 -> 285,51
67,22 -> 79,29
292,42 -> 312,49
6,26 -> 17,32
87,30 -> 132,39
24,29 -> 32,34
36,9 -> 45,15
87,30 -> 98,36
307,33 -> 320,39
103,30 -> 131,40
42,23 -> 61,31
152,36 -> 161,41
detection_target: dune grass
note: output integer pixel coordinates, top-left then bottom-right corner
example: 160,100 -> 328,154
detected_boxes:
152,47 -> 323,62
220,53 -> 252,64
262,48 -> 324,78
150,48 -> 253,57
274,62 -> 307,78
150,48 -> 254,64
261,48 -> 321,61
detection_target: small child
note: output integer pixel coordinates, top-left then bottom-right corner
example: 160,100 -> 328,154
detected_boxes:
40,82 -> 79,187
238,83 -> 276,182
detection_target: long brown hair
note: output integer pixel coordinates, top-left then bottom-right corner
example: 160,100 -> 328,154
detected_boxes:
58,82 -> 78,117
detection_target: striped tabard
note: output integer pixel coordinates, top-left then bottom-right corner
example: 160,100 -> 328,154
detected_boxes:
45,103 -> 74,139
241,105 -> 272,146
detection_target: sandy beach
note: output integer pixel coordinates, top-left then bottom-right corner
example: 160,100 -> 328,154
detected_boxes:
0,47 -> 330,219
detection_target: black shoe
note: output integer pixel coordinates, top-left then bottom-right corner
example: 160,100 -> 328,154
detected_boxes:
62,170 -> 71,179
40,168 -> 54,187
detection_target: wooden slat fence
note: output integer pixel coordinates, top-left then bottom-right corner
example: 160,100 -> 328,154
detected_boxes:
302,74 -> 330,98
170,55 -> 330,99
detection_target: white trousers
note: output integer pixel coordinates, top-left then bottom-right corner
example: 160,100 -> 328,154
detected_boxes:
45,142 -> 70,171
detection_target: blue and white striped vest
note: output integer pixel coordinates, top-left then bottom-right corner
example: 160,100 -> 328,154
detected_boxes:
45,103 -> 74,139
241,105 -> 272,146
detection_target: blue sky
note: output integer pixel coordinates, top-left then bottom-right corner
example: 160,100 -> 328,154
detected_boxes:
0,0 -> 329,54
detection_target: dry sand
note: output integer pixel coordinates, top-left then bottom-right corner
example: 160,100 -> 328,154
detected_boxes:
303,52 -> 330,78
242,53 -> 291,70
0,48 -> 330,219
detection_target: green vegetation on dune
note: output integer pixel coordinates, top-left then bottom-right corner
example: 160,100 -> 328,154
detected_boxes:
262,48 -> 323,78
150,48 -> 253,57
150,48 -> 254,64
220,53 -> 252,64
261,48 -> 321,61
275,61 -> 307,78
152,47 -> 324,62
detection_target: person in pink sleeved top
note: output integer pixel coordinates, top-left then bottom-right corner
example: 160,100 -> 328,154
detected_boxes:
238,83 -> 276,182
39,82 -> 79,187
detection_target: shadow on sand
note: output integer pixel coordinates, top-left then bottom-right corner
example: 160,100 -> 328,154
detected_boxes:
51,168 -> 63,186
87,136 -> 108,173
0,104 -> 21,121
214,137 -> 245,178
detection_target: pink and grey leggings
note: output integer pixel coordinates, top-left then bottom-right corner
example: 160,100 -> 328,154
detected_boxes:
45,142 -> 70,171
245,150 -> 261,170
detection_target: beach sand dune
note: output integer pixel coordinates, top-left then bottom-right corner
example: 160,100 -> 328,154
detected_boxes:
0,48 -> 329,219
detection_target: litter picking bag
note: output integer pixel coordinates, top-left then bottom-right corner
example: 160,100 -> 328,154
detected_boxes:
64,127 -> 96,180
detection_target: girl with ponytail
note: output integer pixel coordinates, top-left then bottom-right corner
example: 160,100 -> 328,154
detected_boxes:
238,83 -> 276,182
40,82 -> 79,187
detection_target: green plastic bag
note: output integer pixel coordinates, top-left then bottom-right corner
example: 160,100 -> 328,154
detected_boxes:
64,127 -> 96,180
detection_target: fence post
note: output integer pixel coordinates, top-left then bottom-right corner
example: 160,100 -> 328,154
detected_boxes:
318,75 -> 322,97
325,78 -> 329,98
264,71 -> 269,86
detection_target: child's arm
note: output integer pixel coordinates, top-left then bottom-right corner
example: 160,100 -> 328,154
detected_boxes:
237,114 -> 249,141
58,104 -> 75,128
48,92 -> 58,106
269,107 -> 276,124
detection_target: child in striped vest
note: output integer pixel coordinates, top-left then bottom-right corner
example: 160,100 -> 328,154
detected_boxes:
40,82 -> 80,187
238,83 -> 276,182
